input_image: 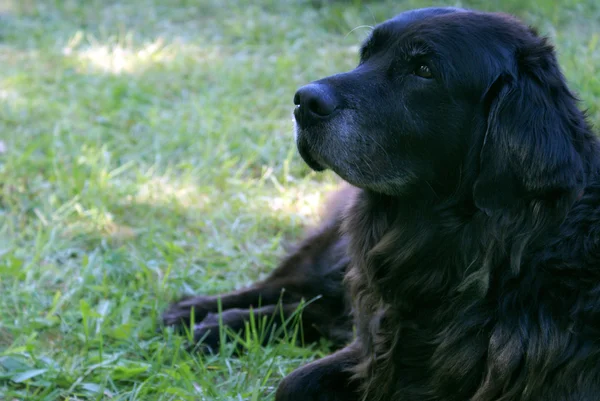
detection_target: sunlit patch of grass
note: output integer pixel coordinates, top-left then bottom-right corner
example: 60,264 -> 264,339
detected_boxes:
0,0 -> 598,400
65,34 -> 174,75
62,32 -> 230,76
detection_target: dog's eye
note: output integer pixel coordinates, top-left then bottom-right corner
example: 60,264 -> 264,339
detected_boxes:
414,65 -> 432,79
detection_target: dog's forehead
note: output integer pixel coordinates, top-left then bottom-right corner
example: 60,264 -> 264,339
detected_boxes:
364,8 -> 523,61
364,7 -> 469,50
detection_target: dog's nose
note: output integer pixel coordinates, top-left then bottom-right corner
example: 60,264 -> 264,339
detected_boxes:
293,84 -> 338,124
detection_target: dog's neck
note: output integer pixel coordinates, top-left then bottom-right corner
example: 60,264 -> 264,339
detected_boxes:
342,180 -> 587,307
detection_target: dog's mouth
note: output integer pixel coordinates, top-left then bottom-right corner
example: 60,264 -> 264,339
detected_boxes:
295,129 -> 327,172
293,108 -> 327,172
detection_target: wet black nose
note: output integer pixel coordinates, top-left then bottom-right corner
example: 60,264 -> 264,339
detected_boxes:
293,84 -> 338,125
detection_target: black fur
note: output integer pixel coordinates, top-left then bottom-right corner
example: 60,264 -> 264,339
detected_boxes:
277,7 -> 600,401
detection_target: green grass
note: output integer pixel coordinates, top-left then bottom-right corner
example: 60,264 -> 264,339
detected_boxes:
0,0 -> 598,399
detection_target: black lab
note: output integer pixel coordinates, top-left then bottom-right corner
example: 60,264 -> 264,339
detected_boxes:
165,7 -> 600,400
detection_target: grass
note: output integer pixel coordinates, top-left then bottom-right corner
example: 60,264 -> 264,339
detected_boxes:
0,0 -> 598,399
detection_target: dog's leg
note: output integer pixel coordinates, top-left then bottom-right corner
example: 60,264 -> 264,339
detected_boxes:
163,212 -> 350,331
162,283 -> 294,327
163,185 -> 356,347
275,342 -> 362,401
189,301 -> 337,353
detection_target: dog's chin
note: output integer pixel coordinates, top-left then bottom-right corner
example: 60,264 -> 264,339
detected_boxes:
297,140 -> 327,172
294,127 -> 327,172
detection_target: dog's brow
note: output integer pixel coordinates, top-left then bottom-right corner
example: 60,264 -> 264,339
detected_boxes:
386,38 -> 433,63
405,42 -> 432,57
360,35 -> 376,59
360,29 -> 391,60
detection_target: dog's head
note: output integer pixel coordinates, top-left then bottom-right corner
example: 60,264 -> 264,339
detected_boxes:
294,8 -> 594,210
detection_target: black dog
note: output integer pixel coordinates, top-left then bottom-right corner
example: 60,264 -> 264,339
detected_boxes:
274,7 -> 600,401
164,6 -> 600,400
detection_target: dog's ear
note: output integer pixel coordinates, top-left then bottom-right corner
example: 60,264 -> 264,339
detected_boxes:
473,36 -> 586,214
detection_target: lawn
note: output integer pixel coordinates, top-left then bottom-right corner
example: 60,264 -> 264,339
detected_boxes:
0,0 -> 598,400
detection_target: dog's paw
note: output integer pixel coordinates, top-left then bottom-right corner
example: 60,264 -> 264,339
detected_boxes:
276,378 -> 350,401
162,296 -> 212,328
186,313 -> 224,353
275,353 -> 360,401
